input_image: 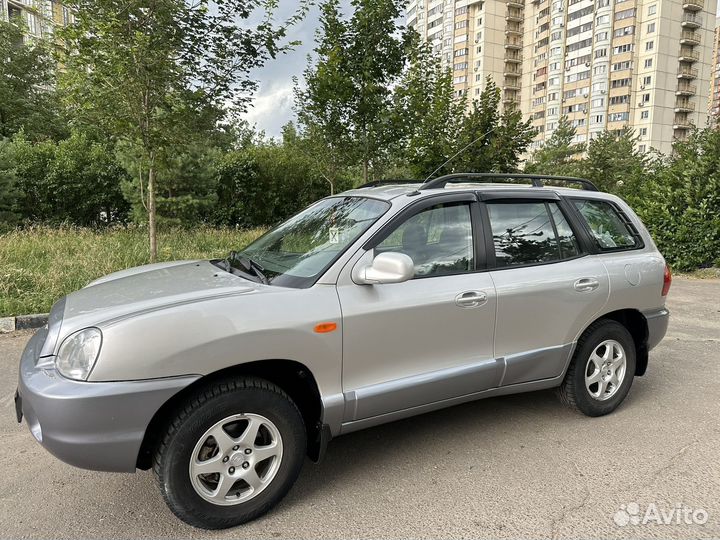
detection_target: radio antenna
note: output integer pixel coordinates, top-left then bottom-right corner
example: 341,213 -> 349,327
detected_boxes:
423,126 -> 496,182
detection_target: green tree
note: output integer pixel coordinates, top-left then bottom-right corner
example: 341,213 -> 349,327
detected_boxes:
525,116 -> 584,177
60,0 -> 307,260
584,127 -> 647,193
448,78 -> 535,175
0,20 -> 64,140
393,40 -> 464,179
296,0 -> 410,185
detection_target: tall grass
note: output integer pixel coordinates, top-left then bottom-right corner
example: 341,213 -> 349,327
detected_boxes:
0,226 -> 265,317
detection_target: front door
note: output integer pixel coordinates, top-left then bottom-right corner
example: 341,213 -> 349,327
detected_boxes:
336,194 -> 499,422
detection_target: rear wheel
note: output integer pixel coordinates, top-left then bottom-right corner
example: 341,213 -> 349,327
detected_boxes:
153,377 -> 306,529
558,320 -> 636,417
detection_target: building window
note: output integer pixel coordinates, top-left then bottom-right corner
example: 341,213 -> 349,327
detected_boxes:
642,75 -> 652,86
593,114 -> 604,124
595,48 -> 608,58
596,14 -> 610,24
454,48 -> 468,57
644,58 -> 653,68
608,112 -> 630,122
594,65 -> 607,75
640,128 -> 648,136
641,110 -> 649,119
592,98 -> 604,107
648,4 -> 656,15
611,78 -> 631,88
596,31 -> 609,42
455,20 -> 468,29
613,26 -> 634,37
596,0 -> 609,7
647,22 -> 655,33
615,8 -> 636,21
642,93 -> 650,103
612,44 -> 633,54
646,41 -> 654,51
639,144 -> 646,152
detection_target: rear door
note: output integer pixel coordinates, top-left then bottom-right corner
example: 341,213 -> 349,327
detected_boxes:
480,192 -> 610,386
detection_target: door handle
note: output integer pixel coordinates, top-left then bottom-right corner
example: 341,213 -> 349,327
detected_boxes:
574,278 -> 600,292
455,291 -> 487,308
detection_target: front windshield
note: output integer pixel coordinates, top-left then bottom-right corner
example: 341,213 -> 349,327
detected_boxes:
238,196 -> 390,288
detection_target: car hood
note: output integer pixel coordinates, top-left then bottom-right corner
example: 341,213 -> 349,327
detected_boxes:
53,260 -> 259,342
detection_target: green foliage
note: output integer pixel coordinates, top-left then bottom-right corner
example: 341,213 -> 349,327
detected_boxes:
2,131 -> 129,226
0,226 -> 264,316
448,78 -> 536,175
584,128 -> 648,193
0,140 -> 21,229
629,129 -> 720,271
525,116 -> 584,177
213,138 -> 331,228
0,20 -> 65,141
296,0 -> 411,184
393,40 -> 464,178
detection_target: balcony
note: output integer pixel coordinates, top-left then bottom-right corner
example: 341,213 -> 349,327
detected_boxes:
505,51 -> 522,63
505,24 -> 522,35
504,38 -> 522,50
506,9 -> 523,22
676,84 -> 697,95
507,0 -> 524,7
677,67 -> 699,79
681,14 -> 702,28
682,0 -> 703,11
680,31 -> 701,45
678,49 -> 700,62
675,99 -> 696,112
504,81 -> 522,91
504,67 -> 521,77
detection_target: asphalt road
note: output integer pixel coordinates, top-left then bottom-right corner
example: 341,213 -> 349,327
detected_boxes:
1,276 -> 719,539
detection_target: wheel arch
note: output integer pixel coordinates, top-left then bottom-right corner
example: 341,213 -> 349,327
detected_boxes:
136,359 -> 326,470
576,308 -> 649,377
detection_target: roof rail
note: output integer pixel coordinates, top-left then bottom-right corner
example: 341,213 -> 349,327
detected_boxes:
357,179 -> 420,188
420,173 -> 598,192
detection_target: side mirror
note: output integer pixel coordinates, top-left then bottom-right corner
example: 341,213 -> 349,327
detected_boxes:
356,252 -> 414,285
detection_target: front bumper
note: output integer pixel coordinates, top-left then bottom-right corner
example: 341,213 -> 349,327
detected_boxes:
17,329 -> 199,472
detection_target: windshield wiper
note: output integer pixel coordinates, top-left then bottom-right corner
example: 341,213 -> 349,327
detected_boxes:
226,251 -> 269,285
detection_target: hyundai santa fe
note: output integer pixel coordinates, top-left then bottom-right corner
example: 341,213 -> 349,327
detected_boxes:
15,173 -> 671,529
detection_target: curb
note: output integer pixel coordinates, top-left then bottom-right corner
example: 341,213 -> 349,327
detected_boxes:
0,313 -> 49,334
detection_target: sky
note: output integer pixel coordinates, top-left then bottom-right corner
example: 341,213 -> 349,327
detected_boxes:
243,1 -> 352,139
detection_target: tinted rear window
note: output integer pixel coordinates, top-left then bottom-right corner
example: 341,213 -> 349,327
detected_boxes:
572,199 -> 638,250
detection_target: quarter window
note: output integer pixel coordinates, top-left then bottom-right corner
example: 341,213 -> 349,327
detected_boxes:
487,202 -> 580,267
572,199 -> 638,249
376,203 -> 474,278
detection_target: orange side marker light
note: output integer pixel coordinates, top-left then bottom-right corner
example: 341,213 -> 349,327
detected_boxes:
314,322 -> 338,333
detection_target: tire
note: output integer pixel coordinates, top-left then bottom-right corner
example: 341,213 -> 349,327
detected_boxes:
153,377 -> 306,529
558,319 -> 636,417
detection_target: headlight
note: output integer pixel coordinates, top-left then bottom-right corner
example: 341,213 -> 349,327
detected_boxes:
55,328 -> 103,381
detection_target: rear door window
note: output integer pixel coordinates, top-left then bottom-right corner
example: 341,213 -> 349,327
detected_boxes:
572,199 -> 638,250
487,201 -> 580,267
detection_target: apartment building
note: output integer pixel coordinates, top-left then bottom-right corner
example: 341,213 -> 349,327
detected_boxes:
408,0 -> 716,155
709,17 -> 720,119
1,0 -> 72,42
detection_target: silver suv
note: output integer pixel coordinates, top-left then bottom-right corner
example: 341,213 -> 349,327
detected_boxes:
16,174 -> 671,529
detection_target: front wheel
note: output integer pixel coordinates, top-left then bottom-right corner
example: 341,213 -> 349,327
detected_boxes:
153,377 -> 306,529
558,320 -> 637,417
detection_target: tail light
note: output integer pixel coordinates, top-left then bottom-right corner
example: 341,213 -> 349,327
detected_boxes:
662,264 -> 672,296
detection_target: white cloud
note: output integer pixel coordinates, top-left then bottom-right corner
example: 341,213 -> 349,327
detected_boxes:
243,82 -> 295,139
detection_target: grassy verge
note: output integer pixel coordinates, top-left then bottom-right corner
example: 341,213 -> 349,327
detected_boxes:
675,268 -> 720,280
0,226 -> 265,317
